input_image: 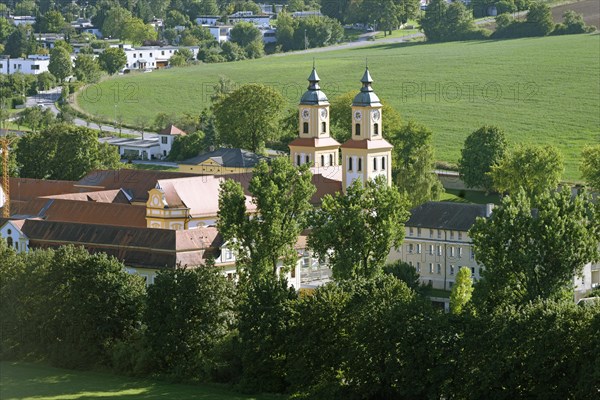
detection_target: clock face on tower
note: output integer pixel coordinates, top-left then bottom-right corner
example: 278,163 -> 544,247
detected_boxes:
320,108 -> 328,119
302,109 -> 310,120
354,110 -> 362,121
372,110 -> 380,121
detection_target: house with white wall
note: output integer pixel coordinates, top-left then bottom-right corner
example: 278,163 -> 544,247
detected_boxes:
0,220 -> 29,253
196,15 -> 220,25
0,55 -> 50,75
110,45 -> 200,72
208,26 -> 232,43
228,11 -> 272,28
8,15 -> 36,26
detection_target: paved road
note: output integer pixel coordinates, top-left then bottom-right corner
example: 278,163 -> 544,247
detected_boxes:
22,87 -> 155,138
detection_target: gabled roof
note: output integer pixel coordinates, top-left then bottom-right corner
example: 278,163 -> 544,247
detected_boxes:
15,219 -> 221,269
6,198 -> 147,228
9,177 -> 83,202
41,189 -> 131,204
156,174 -> 256,217
77,170 -> 200,203
158,125 -> 187,136
406,202 -> 491,232
180,148 -> 268,168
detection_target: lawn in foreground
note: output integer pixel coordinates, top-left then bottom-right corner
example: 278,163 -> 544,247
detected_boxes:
76,34 -> 600,181
0,362 -> 283,400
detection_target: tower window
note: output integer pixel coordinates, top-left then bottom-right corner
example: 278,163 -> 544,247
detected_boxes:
303,122 -> 309,134
355,123 -> 361,136
321,122 -> 326,133
329,154 -> 333,165
374,123 -> 379,135
305,155 -> 310,164
348,157 -> 353,171
321,155 -> 325,166
357,157 -> 362,171
381,156 -> 386,170
296,154 -> 301,166
373,158 -> 377,171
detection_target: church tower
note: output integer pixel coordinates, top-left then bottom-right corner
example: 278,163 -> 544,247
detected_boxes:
289,67 -> 340,168
341,67 -> 393,191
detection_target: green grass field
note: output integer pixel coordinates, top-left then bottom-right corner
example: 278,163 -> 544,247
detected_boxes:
76,34 -> 600,180
0,362 -> 283,400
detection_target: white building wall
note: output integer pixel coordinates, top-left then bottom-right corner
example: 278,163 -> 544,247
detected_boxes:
0,57 -> 50,75
0,222 -> 29,253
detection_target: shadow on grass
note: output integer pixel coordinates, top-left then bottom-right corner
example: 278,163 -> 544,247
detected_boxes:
0,362 -> 282,400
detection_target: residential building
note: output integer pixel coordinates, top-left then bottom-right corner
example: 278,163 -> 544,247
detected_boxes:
8,15 -> 36,26
70,18 -> 103,38
208,26 -> 232,43
228,11 -> 273,28
158,125 -> 186,157
292,11 -> 323,18
0,55 -> 50,75
196,15 -> 220,26
98,137 -> 162,160
261,28 -> 277,44
110,45 -> 200,72
178,148 -> 268,175
388,202 -> 493,290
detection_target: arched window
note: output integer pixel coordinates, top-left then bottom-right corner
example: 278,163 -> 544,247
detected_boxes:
355,123 -> 361,136
7,237 -> 13,248
373,157 -> 377,171
303,122 -> 309,134
374,123 -> 379,135
305,155 -> 310,164
357,157 -> 362,171
321,155 -> 325,166
348,157 -> 353,171
322,122 -> 326,133
296,154 -> 301,166
381,156 -> 386,170
329,154 -> 334,165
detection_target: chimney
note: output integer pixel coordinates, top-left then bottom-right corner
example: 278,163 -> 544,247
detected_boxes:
485,203 -> 495,218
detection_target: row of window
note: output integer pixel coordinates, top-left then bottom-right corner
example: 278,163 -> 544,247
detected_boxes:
131,50 -> 173,59
409,227 -> 464,240
348,156 -> 386,172
407,243 -> 472,259
295,153 -> 335,166
411,261 -> 478,276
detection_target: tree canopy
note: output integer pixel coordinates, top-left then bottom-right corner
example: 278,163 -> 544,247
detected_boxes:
391,120 -> 443,206
218,157 -> 315,279
459,125 -> 508,192
309,177 -> 410,280
490,144 -> 563,200
98,48 -> 127,75
470,188 -> 600,310
16,123 -> 122,180
213,83 -> 285,153
581,144 -> 600,190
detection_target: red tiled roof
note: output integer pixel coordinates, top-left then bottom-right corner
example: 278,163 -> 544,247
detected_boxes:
41,189 -> 131,204
159,125 -> 187,136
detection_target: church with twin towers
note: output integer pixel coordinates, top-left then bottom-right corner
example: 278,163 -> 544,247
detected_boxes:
288,66 -> 393,191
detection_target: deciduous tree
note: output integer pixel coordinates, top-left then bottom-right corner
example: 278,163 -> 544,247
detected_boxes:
48,46 -> 73,83
98,47 -> 127,75
218,157 -> 315,279
74,54 -> 102,83
309,177 -> 410,280
581,144 -> 600,190
490,144 -> 563,200
450,266 -> 473,314
213,83 -> 285,152
391,120 -> 443,206
470,189 -> 599,310
459,125 -> 508,192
